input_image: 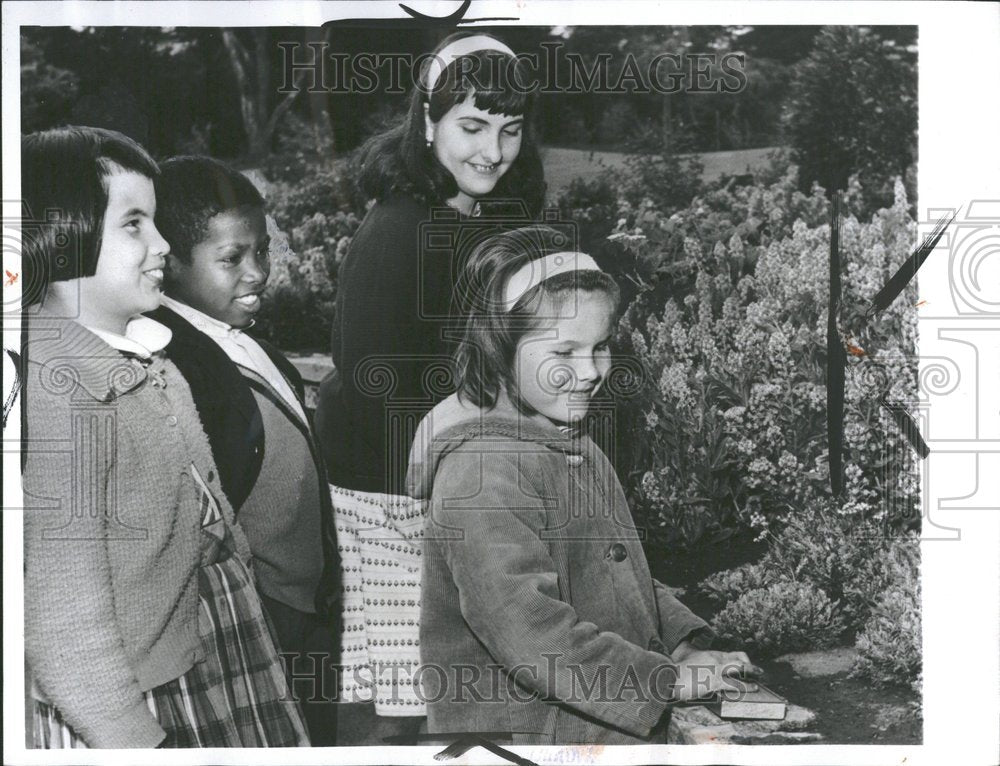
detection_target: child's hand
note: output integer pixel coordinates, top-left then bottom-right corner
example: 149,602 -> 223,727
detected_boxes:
669,649 -> 763,702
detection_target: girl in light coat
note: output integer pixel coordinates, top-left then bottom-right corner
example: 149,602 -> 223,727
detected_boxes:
408,226 -> 760,744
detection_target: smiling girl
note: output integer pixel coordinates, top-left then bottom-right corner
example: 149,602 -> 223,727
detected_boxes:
407,227 -> 760,744
317,31 -> 544,494
21,127 -> 307,748
313,32 -> 544,740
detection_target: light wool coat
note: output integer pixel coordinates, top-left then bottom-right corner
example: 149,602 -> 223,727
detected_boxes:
408,394 -> 711,745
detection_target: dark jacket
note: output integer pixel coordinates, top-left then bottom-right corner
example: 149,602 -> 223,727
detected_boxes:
407,393 -> 712,745
147,305 -> 339,617
316,195 -> 527,495
147,305 -> 301,510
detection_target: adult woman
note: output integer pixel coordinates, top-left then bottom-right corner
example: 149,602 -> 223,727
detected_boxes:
314,32 -> 544,742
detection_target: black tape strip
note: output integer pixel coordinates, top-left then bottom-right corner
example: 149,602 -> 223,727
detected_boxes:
880,399 -> 930,459
434,734 -> 540,766
866,211 -> 956,321
827,193 -> 845,496
860,211 -> 955,461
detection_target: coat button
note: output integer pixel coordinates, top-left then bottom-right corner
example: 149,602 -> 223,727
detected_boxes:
609,543 -> 628,562
566,454 -> 584,466
166,415 -> 178,426
207,470 -> 215,482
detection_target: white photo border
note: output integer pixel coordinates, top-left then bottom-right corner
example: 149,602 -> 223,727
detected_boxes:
3,2 -> 998,764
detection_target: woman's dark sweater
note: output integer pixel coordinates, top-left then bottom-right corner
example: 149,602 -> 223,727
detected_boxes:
316,194 -> 479,494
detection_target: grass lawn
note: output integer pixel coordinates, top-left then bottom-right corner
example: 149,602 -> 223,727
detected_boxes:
541,145 -> 782,202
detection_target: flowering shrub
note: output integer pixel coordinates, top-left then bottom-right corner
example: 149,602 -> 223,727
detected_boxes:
615,169 -> 919,547
596,156 -> 923,685
712,580 -> 844,657
699,497 -> 919,652
693,561 -> 778,609
765,501 -> 894,632
252,166 -> 362,351
851,539 -> 921,691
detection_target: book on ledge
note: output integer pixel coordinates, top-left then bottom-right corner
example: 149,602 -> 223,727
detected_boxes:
704,680 -> 787,720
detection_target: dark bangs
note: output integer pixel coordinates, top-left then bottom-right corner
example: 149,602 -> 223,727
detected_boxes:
514,270 -> 622,320
425,48 -> 533,122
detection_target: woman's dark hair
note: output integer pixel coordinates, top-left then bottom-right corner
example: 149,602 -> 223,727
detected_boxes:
154,155 -> 265,264
355,32 -> 546,216
453,226 -> 620,415
21,126 -> 159,305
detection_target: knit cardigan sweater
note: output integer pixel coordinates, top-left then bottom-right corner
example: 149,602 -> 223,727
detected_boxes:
22,310 -> 249,748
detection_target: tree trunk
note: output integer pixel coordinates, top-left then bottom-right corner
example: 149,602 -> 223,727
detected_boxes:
222,28 -> 306,162
305,26 -> 336,162
222,30 -> 262,157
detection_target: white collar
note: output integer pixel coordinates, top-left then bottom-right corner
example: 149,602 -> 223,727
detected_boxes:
86,316 -> 172,359
162,294 -> 245,338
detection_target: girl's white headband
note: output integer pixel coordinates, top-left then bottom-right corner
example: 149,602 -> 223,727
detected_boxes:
424,35 -> 517,93
503,252 -> 602,312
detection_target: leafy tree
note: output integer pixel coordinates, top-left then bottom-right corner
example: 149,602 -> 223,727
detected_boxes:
20,38 -> 79,133
220,28 -> 309,163
782,26 -> 916,215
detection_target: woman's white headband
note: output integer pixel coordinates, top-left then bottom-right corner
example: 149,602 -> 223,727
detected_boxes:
424,35 -> 516,93
503,252 -> 602,312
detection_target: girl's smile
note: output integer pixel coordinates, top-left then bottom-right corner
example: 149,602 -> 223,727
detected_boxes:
143,265 -> 165,287
165,205 -> 270,329
469,161 -> 501,175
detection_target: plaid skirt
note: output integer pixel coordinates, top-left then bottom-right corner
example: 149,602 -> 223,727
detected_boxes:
31,464 -> 309,748
332,484 -> 426,716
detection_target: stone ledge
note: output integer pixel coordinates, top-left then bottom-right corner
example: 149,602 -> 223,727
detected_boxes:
774,647 -> 858,678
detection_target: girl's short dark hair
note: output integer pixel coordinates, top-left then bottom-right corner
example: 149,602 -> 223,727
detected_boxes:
453,226 -> 621,414
356,32 -> 546,217
154,155 -> 265,264
21,126 -> 159,303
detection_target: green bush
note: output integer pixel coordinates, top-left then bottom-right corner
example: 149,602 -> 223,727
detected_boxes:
268,165 -> 364,228
782,26 -> 917,217
851,540 -> 921,691
698,498 -> 919,624
21,38 -> 79,133
712,580 -> 845,657
763,499 -> 901,632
